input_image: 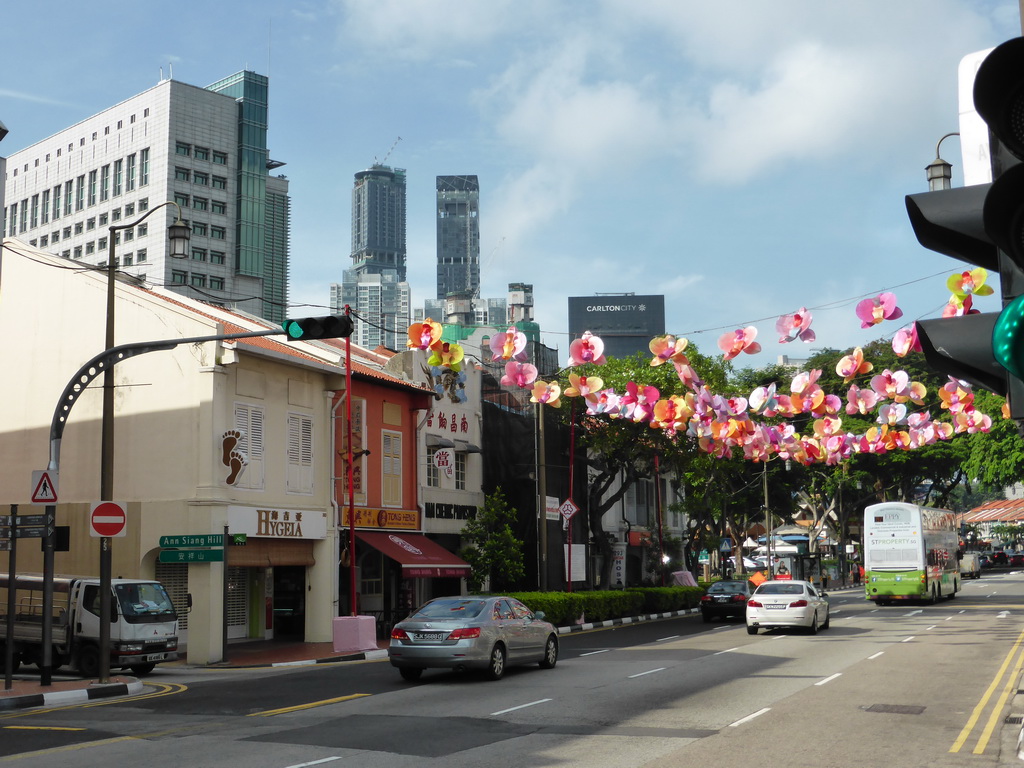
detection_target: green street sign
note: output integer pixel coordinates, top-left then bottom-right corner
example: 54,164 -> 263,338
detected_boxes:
159,534 -> 225,548
158,548 -> 225,563
231,533 -> 247,546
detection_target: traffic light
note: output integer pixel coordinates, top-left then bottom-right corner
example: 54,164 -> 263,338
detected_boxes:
906,37 -> 1024,416
282,314 -> 354,341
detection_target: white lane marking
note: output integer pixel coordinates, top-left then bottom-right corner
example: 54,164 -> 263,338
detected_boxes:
868,651 -> 884,660
945,616 -> 954,621
902,636 -> 915,643
816,673 -> 842,686
657,635 -> 680,642
730,707 -> 771,727
285,758 -> 343,768
831,610 -> 841,614
714,647 -> 739,655
628,668 -> 666,679
491,698 -> 552,716
926,625 -> 937,631
580,650 -> 609,656
904,610 -> 923,617
998,611 -> 1011,618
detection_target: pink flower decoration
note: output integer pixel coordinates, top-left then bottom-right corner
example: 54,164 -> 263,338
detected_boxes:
489,327 -> 527,362
407,319 -> 443,351
530,380 -> 562,408
567,331 -> 607,366
563,373 -> 604,399
855,292 -> 903,328
674,360 -> 703,390
718,327 -> 761,360
892,325 -> 922,357
776,308 -> 816,344
845,384 -> 880,416
749,383 -> 780,416
836,347 -> 873,383
500,360 -> 538,388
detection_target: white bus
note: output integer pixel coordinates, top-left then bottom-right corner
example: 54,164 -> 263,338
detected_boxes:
863,501 -> 960,605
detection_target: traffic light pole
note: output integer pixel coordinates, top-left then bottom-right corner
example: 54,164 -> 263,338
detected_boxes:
41,325 -> 286,685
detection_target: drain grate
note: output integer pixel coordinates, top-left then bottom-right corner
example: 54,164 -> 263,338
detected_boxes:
1006,715 -> 1024,725
864,704 -> 926,715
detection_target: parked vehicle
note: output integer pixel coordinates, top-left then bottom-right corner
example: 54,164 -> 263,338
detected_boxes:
993,551 -> 1009,566
980,555 -> 993,568
700,580 -> 754,622
0,574 -> 179,677
960,553 -> 982,579
388,596 -> 558,681
1010,554 -> 1024,567
746,579 -> 830,635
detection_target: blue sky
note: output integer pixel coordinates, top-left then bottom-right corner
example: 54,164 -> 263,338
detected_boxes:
3,1 -> 1021,368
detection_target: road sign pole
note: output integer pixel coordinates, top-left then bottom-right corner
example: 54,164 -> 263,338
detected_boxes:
40,504 -> 55,686
4,505 -> 17,691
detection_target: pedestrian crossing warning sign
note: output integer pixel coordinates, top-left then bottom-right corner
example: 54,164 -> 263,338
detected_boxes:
31,470 -> 58,503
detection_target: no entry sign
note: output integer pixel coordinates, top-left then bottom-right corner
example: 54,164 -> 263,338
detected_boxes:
90,501 -> 127,538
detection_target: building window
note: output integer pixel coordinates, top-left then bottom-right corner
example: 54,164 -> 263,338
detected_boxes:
455,452 -> 467,491
73,246 -> 82,260
426,447 -> 440,488
87,217 -> 96,231
192,248 -> 207,261
100,165 -> 110,201
139,197 -> 149,212
286,413 -> 314,494
75,176 -> 85,211
211,200 -> 226,215
212,151 -> 227,165
30,195 -> 39,228
174,193 -> 189,209
210,276 -> 224,290
19,200 -> 27,233
175,167 -> 190,182
175,142 -> 191,156
63,226 -> 72,239
51,230 -> 59,243
382,431 -> 402,507
210,226 -> 225,240
137,248 -> 147,262
192,222 -> 207,236
191,273 -> 206,287
88,170 -> 97,206
41,190 -> 49,225
85,241 -> 95,255
125,203 -> 135,216
210,250 -> 225,265
126,154 -> 136,192
39,235 -> 48,247
52,185 -> 61,220
111,208 -> 121,222
233,403 -> 265,490
98,236 -> 107,250
193,171 -> 208,185
64,181 -> 73,216
99,213 -> 108,226
194,146 -> 209,161
192,197 -> 208,211
74,222 -> 83,235
212,176 -> 227,190
171,270 -> 187,284
139,149 -> 149,186
124,229 -> 134,242
137,222 -> 147,236
123,253 -> 133,266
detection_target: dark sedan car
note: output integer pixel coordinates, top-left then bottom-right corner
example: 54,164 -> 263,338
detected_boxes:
700,579 -> 755,622
993,551 -> 1009,566
1009,554 -> 1024,567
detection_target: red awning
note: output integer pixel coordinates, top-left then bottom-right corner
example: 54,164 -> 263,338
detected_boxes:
356,532 -> 471,578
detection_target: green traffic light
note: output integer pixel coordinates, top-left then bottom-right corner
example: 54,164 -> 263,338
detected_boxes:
993,294 -> 1024,380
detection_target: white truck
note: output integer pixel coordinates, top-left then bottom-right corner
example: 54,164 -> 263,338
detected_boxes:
0,574 -> 179,677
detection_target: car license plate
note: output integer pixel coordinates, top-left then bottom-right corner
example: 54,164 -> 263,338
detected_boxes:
417,632 -> 445,641
765,604 -> 786,610
715,596 -> 728,602
145,653 -> 167,661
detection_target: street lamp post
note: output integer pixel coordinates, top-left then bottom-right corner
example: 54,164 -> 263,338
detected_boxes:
97,202 -> 189,682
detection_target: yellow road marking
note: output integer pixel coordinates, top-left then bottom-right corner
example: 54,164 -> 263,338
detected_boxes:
0,682 -> 187,720
3,726 -> 86,731
247,693 -> 371,717
950,626 -> 1024,752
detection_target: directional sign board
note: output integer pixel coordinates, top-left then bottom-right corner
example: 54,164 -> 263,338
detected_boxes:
31,470 -> 58,503
0,526 -> 46,538
158,549 -> 225,563
159,534 -> 225,548
90,501 -> 127,538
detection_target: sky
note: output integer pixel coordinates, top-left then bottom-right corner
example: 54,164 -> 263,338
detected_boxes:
3,1 -> 1022,370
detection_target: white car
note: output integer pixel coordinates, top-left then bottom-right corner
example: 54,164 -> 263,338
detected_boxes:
746,579 -> 830,635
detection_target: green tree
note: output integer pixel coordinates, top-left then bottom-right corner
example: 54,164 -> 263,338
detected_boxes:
460,488 -> 525,593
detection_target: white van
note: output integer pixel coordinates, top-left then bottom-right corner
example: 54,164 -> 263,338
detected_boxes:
960,553 -> 982,580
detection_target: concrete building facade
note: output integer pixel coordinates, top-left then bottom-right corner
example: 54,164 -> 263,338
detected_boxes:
2,71 -> 290,324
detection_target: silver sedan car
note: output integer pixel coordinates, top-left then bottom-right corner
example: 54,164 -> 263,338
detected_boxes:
388,596 -> 559,681
746,579 -> 830,635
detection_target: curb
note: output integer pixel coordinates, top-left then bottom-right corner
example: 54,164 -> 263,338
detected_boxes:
217,649 -> 391,669
0,679 -> 145,712
557,607 -> 699,634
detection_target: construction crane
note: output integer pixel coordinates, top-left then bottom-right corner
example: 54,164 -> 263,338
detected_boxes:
375,136 -> 402,166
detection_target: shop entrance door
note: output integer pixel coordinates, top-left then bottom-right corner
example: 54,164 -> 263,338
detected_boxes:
272,566 -> 305,640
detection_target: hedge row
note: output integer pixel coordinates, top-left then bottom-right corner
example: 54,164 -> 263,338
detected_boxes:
504,585 -> 705,626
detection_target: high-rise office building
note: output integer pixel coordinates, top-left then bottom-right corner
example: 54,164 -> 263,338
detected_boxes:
2,70 -> 290,323
334,163 -> 409,349
436,175 -> 479,300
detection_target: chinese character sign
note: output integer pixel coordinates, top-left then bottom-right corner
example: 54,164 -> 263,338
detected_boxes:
432,448 -> 455,478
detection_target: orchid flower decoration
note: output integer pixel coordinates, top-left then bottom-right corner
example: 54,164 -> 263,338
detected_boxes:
427,341 -> 464,371
776,308 -> 816,344
563,373 -> 605,399
947,268 -> 994,303
407,318 -> 443,351
892,324 -> 922,357
855,292 -> 903,328
567,331 -> 607,366
718,326 -> 761,360
530,380 -> 562,408
649,335 -> 689,366
489,327 -> 527,362
500,360 -> 538,389
836,347 -> 873,383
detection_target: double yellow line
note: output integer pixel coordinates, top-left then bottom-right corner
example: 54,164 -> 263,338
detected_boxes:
951,626 -> 1024,754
